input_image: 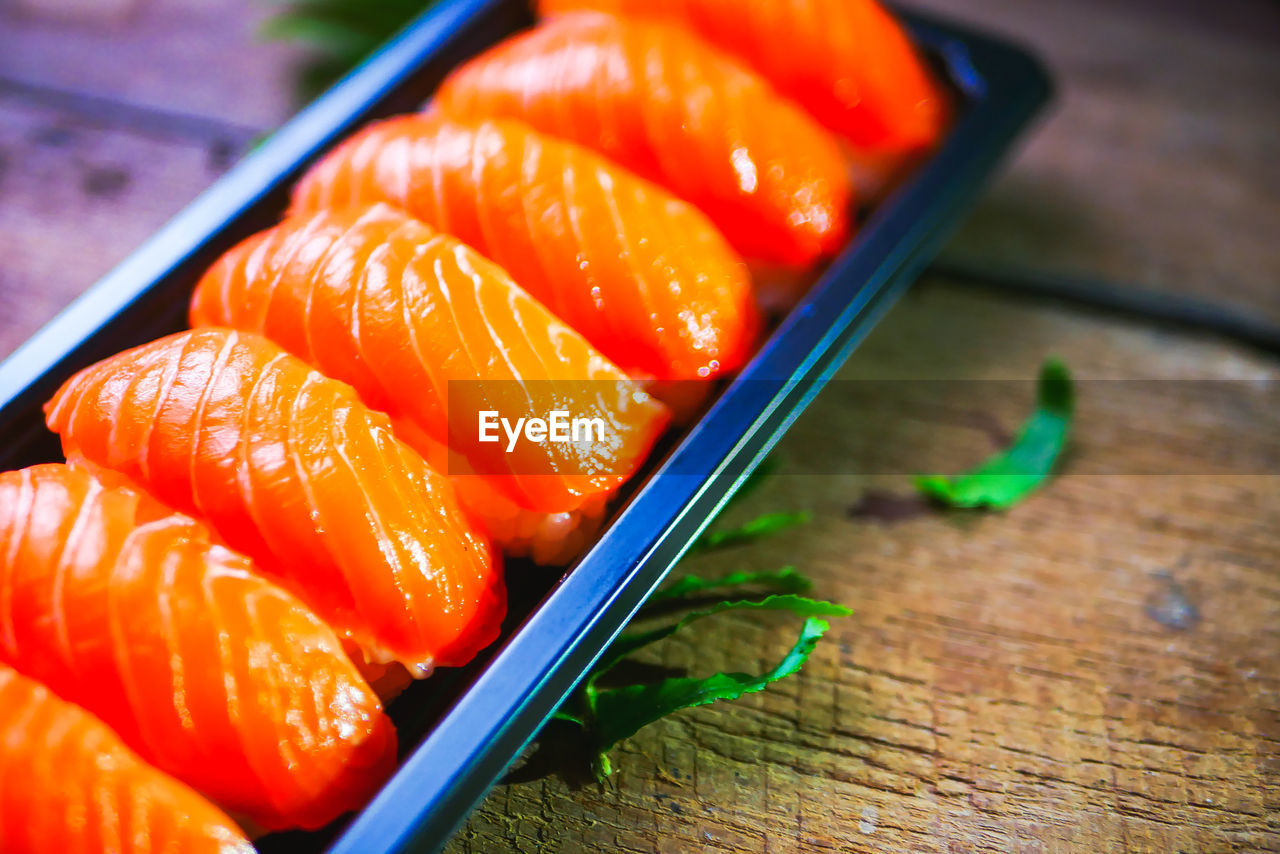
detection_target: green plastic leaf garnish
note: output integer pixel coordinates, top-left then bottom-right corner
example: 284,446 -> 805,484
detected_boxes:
552,551 -> 846,778
539,459 -> 847,780
599,594 -> 849,677
916,357 -> 1074,509
644,566 -> 813,606
589,617 -> 834,776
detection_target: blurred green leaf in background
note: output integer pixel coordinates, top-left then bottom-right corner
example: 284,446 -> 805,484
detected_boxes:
261,0 -> 436,100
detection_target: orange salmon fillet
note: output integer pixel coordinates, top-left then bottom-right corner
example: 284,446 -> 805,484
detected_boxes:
43,329 -> 505,676
434,12 -> 852,267
539,0 -> 950,153
190,205 -> 670,532
291,116 -> 758,383
0,463 -> 396,831
0,663 -> 253,854
391,416 -> 611,565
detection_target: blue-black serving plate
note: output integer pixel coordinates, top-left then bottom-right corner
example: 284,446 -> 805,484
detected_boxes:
0,1 -> 1051,851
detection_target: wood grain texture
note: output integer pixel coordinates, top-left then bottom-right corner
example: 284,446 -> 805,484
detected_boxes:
0,0 -> 1276,851
444,5 -> 1280,844
0,0 -> 299,359
1,0 -> 1277,351
451,287 -> 1280,854
0,0 -> 300,127
0,94 -> 229,356
914,0 -> 1280,323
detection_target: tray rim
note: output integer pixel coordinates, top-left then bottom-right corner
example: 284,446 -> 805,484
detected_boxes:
0,2 -> 1053,851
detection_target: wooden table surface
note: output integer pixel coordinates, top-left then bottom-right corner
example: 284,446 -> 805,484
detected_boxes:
2,1 -> 1277,851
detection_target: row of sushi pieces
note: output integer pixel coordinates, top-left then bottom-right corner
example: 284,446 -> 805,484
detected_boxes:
0,1 -> 949,850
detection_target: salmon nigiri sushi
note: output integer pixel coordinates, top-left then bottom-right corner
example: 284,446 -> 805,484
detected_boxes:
191,205 -> 670,564
539,0 -> 950,156
0,463 -> 396,830
44,329 -> 505,676
0,664 -> 253,854
291,116 -> 757,384
434,12 -> 852,268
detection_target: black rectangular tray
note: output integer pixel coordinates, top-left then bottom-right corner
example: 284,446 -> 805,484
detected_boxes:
0,2 -> 1051,851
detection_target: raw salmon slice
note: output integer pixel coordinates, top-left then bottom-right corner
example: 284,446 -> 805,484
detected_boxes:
44,329 -> 505,676
291,116 -> 757,383
539,0 -> 950,153
434,12 -> 852,267
0,463 -> 396,831
190,205 -> 669,563
0,663 -> 253,854
392,416 -> 611,565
